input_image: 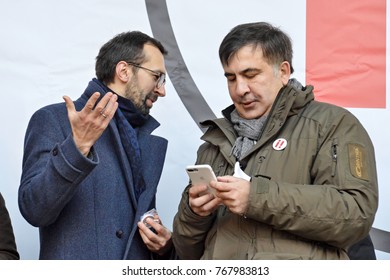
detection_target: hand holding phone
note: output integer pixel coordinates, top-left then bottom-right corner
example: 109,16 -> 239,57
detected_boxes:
140,208 -> 160,233
186,164 -> 217,196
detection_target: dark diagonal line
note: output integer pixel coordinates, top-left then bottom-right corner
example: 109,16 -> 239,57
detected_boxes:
371,227 -> 390,253
145,0 -> 216,132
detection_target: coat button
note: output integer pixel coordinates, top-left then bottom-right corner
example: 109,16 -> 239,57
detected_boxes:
52,148 -> 58,156
116,230 -> 124,239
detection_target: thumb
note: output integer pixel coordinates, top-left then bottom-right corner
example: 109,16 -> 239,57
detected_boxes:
63,95 -> 76,114
217,176 -> 235,183
217,176 -> 242,184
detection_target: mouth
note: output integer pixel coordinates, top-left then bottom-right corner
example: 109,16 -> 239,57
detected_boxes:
151,95 -> 158,103
146,94 -> 158,107
241,99 -> 256,107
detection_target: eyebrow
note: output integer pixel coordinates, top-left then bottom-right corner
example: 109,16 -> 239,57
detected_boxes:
224,67 -> 261,77
152,69 -> 166,77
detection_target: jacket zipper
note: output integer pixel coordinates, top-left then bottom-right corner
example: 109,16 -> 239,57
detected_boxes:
331,138 -> 338,177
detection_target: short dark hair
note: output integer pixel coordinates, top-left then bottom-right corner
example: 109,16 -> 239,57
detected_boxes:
95,31 -> 167,84
219,22 -> 294,74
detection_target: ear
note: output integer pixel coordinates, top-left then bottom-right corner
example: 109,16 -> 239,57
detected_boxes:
115,61 -> 131,83
279,61 -> 291,86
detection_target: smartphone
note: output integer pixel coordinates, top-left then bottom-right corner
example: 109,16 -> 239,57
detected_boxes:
186,164 -> 217,196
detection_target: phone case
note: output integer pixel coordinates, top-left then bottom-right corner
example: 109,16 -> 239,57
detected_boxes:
186,164 -> 217,195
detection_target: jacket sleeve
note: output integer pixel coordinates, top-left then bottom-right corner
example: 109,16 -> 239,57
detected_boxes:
18,107 -> 98,227
245,111 -> 378,249
0,193 -> 19,260
172,185 -> 217,259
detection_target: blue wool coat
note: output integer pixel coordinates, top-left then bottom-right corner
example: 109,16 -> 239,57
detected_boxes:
18,85 -> 168,259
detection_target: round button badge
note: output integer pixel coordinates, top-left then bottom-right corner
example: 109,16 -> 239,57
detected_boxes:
273,138 -> 288,151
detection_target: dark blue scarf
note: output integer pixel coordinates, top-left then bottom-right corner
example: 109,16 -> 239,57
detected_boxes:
82,78 -> 147,200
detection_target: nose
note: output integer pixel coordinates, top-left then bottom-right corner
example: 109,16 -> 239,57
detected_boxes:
155,84 -> 166,97
234,78 -> 250,97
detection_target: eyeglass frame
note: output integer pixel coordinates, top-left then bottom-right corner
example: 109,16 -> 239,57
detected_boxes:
126,61 -> 166,89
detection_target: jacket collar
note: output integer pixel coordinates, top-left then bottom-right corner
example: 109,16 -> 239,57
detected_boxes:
200,83 -> 314,162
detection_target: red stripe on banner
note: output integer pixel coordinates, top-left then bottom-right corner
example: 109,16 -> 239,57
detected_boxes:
306,0 -> 386,108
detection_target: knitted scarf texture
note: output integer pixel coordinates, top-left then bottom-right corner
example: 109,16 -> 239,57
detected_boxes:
230,109 -> 267,160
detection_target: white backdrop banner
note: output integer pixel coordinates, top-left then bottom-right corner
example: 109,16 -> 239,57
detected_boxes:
0,0 -> 388,260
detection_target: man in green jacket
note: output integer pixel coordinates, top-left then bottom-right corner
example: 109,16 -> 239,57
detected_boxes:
173,22 -> 378,260
0,193 -> 19,260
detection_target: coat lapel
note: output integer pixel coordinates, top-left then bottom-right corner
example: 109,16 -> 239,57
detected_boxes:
122,127 -> 168,259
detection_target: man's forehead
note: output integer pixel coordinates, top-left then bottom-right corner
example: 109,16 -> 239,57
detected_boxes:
225,45 -> 264,65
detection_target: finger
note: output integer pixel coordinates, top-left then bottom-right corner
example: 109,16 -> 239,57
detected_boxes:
140,218 -> 160,236
82,92 -> 101,114
101,93 -> 118,113
138,222 -> 147,237
145,216 -> 160,227
190,192 -> 214,208
63,95 -> 76,115
105,99 -> 118,120
152,214 -> 162,225
190,194 -> 220,214
189,184 -> 208,198
138,223 -> 167,253
198,196 -> 222,213
138,223 -> 153,245
216,190 -> 233,201
217,175 -> 238,183
212,181 -> 230,193
138,221 -> 155,238
95,92 -> 114,114
146,218 -> 165,234
104,93 -> 118,112
213,177 -> 241,192
97,94 -> 119,121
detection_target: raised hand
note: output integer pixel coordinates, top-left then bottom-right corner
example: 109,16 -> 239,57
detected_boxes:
63,92 -> 118,156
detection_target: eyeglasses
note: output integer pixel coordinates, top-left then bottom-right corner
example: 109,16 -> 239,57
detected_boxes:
126,62 -> 166,89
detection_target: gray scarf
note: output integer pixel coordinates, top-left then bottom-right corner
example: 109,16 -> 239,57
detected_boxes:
230,109 -> 268,160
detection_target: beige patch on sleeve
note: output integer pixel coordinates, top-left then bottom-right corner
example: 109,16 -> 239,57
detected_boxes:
348,143 -> 369,181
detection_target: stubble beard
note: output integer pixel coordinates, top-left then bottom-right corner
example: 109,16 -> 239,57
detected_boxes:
125,77 -> 151,115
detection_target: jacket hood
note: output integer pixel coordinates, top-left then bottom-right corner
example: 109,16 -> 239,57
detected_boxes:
200,80 -> 315,156
274,79 -> 314,118
264,81 -> 314,136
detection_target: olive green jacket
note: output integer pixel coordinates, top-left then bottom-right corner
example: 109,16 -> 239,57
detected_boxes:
0,193 -> 19,260
173,84 -> 378,260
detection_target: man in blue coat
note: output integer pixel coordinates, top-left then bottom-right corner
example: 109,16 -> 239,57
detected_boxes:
18,31 -> 173,259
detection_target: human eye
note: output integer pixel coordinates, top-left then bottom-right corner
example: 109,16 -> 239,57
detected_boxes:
225,73 -> 236,82
244,69 -> 260,79
158,74 -> 165,84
